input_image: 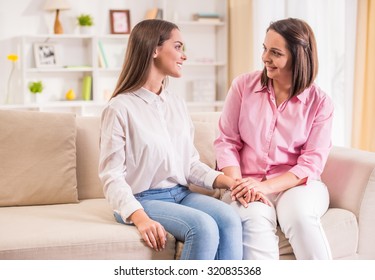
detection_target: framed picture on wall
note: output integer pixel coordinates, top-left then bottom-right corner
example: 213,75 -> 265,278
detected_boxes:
33,43 -> 59,68
110,10 -> 131,34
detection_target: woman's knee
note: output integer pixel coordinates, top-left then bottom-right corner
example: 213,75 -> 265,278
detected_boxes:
238,202 -> 277,226
189,213 -> 220,241
216,203 -> 242,228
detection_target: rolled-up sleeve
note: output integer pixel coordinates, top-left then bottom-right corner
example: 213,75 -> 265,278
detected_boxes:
289,95 -> 334,180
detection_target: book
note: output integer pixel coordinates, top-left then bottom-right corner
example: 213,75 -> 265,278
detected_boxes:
82,75 -> 92,101
156,9 -> 163,19
195,17 -> 221,23
97,45 -> 105,68
98,40 -> 108,68
192,13 -> 221,23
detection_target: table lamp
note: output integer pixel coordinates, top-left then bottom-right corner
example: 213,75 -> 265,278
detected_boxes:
44,0 -> 71,34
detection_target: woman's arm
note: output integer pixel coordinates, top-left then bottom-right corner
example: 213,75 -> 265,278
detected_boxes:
232,172 -> 307,199
100,106 -> 168,252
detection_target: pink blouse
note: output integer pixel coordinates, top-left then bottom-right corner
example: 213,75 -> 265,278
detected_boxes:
214,71 -> 334,181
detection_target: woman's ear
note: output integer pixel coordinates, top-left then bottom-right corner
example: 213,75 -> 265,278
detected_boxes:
153,46 -> 160,58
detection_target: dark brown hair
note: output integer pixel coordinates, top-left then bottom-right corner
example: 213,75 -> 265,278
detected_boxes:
112,19 -> 179,98
261,18 -> 318,97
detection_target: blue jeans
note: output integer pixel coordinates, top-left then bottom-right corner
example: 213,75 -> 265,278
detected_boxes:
115,185 -> 243,260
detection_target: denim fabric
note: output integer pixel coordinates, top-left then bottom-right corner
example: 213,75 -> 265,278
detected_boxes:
115,185 -> 242,260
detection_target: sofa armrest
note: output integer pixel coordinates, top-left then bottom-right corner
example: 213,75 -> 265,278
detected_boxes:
321,146 -> 375,258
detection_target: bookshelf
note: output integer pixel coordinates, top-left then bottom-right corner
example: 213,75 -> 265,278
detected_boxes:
0,0 -> 228,115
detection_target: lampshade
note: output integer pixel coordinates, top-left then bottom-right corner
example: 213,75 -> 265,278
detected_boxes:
44,0 -> 71,11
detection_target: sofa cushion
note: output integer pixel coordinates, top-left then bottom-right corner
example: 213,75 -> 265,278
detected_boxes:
76,116 -> 104,200
192,121 -> 217,169
190,115 -> 222,198
0,199 -> 176,259
0,110 -> 78,206
190,111 -> 221,169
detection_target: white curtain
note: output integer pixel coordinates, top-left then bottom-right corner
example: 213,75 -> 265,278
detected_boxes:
250,0 -> 357,147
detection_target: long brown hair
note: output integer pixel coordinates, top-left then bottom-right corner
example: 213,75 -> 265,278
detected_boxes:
261,18 -> 318,97
111,19 -> 179,98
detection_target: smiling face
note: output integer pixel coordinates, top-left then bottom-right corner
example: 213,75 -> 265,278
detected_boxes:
262,29 -> 293,83
153,28 -> 187,78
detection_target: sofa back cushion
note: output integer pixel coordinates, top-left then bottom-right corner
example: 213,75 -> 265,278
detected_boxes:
76,116 -> 104,199
0,110 -> 78,206
190,112 -> 221,169
322,146 -> 375,217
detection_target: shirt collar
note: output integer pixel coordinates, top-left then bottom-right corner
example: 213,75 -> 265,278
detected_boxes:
295,87 -> 309,104
134,87 -> 166,104
257,79 -> 309,105
254,82 -> 268,94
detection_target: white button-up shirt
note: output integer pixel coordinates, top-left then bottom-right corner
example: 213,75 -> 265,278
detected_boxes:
99,87 -> 221,220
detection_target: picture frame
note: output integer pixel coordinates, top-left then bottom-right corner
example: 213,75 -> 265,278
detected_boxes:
33,43 -> 59,68
110,10 -> 131,34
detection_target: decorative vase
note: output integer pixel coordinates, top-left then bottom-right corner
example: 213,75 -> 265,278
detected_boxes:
79,26 -> 93,35
30,93 -> 43,104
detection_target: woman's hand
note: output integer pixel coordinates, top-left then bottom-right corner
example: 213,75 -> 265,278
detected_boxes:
130,209 -> 167,251
231,178 -> 273,207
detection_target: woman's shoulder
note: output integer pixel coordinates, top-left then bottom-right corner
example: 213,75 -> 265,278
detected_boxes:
302,83 -> 334,111
102,93 -> 138,116
306,83 -> 332,102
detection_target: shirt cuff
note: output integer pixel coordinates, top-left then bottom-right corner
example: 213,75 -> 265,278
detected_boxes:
204,169 -> 223,189
120,199 -> 144,224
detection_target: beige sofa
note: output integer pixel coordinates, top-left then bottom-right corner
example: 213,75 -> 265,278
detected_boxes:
0,109 -> 374,260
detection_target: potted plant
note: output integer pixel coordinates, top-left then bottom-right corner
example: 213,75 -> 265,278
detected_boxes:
28,81 -> 44,103
77,14 -> 94,34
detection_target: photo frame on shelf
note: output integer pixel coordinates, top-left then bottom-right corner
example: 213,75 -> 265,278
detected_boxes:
33,43 -> 59,68
110,10 -> 131,34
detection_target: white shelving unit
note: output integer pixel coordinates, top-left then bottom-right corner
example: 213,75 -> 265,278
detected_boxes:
0,0 -> 228,115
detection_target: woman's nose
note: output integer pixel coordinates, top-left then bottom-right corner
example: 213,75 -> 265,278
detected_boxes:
262,51 -> 269,62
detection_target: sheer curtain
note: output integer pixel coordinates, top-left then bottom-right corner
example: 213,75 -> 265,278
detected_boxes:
227,0 -> 253,82
228,0 -> 357,147
352,0 -> 375,152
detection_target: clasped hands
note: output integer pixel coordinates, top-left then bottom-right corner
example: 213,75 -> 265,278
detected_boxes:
229,177 -> 272,208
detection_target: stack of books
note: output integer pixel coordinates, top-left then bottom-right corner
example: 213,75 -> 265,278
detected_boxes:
192,13 -> 221,23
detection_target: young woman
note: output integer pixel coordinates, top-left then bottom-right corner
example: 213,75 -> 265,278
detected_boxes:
98,19 -> 243,260
214,18 -> 334,260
